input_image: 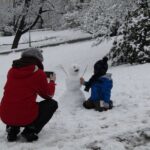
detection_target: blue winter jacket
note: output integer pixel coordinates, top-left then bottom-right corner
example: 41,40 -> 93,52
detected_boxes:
89,73 -> 113,104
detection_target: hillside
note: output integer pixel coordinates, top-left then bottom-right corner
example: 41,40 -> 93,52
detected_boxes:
0,30 -> 150,150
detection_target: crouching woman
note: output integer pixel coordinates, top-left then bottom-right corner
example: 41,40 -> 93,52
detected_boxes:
0,48 -> 58,142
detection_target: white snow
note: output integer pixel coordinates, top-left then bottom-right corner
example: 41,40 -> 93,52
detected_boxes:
0,30 -> 150,150
0,29 -> 91,52
60,64 -> 86,113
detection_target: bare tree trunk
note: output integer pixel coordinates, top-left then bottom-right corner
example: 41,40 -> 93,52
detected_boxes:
11,0 -> 54,49
11,30 -> 22,49
11,16 -> 25,49
39,16 -> 44,29
11,0 -> 41,49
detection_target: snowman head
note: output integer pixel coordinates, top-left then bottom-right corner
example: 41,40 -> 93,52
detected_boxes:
69,64 -> 80,76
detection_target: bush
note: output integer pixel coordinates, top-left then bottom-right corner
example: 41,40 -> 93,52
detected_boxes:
108,0 -> 150,65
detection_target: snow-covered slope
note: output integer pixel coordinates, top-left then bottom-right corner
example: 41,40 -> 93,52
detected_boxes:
0,29 -> 91,52
0,30 -> 150,150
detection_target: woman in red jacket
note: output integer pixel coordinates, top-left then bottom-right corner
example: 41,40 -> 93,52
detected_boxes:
0,48 -> 58,142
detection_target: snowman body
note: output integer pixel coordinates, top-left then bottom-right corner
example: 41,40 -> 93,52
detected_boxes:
60,64 -> 85,112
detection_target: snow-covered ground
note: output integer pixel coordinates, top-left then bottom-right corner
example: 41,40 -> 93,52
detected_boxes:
0,29 -> 91,52
0,30 -> 150,150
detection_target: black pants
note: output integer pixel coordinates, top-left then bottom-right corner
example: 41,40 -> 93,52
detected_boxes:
6,99 -> 58,135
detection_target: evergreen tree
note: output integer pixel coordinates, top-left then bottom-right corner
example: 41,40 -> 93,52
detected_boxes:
81,0 -> 137,38
108,0 -> 150,65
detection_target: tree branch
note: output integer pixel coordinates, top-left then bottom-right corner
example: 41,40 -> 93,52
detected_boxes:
22,7 -> 43,34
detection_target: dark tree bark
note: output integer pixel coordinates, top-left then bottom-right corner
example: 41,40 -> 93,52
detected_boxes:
11,17 -> 25,49
12,31 -> 22,49
38,16 -> 44,29
11,0 -> 55,49
11,2 -> 44,49
11,0 -> 31,49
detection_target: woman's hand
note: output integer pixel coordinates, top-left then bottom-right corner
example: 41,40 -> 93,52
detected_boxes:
50,73 -> 56,82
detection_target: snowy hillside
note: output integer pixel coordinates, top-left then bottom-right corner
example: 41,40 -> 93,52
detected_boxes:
0,30 -> 150,150
0,29 -> 91,52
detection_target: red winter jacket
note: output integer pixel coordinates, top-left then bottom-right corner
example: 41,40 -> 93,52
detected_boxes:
0,65 -> 55,126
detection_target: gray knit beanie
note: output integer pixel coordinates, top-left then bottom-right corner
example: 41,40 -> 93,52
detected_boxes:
21,48 -> 43,62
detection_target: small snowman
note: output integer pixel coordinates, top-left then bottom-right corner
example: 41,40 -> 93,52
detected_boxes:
60,64 -> 86,112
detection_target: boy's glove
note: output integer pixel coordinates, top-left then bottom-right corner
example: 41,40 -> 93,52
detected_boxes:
80,77 -> 85,85
50,73 -> 56,82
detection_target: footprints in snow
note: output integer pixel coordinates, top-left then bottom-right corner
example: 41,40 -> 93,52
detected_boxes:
115,128 -> 150,150
85,128 -> 150,150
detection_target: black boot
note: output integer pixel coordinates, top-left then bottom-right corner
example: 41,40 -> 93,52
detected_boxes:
21,127 -> 38,142
109,100 -> 113,109
6,126 -> 20,142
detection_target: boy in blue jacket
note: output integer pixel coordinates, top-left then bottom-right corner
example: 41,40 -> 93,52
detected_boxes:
80,57 -> 113,112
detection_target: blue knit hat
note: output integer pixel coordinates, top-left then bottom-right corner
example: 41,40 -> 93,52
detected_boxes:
94,57 -> 108,74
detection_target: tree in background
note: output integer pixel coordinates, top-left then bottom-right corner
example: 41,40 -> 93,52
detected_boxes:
0,0 -> 138,36
11,0 -> 56,49
12,0 -> 23,32
81,0 -> 137,39
0,1 -> 15,34
108,0 -> 150,65
60,0 -> 91,29
41,0 -> 68,30
1,0 -> 149,51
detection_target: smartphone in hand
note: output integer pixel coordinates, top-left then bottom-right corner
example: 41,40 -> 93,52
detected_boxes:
45,71 -> 54,78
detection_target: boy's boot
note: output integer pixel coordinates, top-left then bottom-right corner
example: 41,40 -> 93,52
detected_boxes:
83,100 -> 95,109
6,126 -> 20,142
109,100 -> 113,109
94,101 -> 106,112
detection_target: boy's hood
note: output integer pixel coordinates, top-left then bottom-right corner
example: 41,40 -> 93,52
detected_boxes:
100,73 -> 112,80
